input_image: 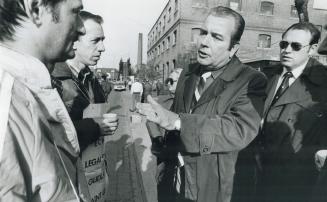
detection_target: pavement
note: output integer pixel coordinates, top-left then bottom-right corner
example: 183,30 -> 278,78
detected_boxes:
104,90 -> 157,202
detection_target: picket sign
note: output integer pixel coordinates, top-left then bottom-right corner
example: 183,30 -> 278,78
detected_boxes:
81,103 -> 111,202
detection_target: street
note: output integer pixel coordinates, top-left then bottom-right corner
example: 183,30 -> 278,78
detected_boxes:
105,90 -> 158,202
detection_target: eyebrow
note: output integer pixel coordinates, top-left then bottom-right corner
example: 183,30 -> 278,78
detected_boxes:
200,28 -> 224,39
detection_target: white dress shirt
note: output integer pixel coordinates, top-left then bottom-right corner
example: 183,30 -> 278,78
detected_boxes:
274,60 -> 309,96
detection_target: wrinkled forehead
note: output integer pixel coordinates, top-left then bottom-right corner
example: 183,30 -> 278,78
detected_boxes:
202,15 -> 235,38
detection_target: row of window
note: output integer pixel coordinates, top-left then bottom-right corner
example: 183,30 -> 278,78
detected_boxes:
155,60 -> 176,74
148,30 -> 177,60
229,0 -> 299,17
149,0 -> 178,47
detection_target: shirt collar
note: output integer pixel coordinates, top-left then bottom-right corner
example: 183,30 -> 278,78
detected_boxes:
0,44 -> 51,89
66,60 -> 81,78
282,59 -> 309,79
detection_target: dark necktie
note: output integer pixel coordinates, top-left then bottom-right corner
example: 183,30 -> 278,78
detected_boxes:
78,67 -> 94,91
197,76 -> 206,97
271,71 -> 293,105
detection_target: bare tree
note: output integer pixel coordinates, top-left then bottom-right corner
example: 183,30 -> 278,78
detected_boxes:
295,0 -> 309,22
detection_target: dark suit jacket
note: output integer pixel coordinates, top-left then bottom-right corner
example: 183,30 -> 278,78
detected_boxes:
52,62 -> 106,151
169,56 -> 267,202
259,58 -> 327,202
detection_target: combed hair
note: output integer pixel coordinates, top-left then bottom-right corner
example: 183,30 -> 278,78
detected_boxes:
208,6 -> 245,47
0,0 -> 64,41
282,22 -> 321,45
79,10 -> 103,24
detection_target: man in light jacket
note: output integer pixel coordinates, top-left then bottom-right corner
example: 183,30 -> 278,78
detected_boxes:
0,0 -> 85,201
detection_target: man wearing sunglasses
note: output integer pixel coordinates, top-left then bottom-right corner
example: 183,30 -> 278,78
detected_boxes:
257,22 -> 327,202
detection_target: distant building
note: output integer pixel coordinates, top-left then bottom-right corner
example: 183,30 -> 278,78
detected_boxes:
147,0 -> 327,81
119,58 -> 132,81
96,68 -> 119,80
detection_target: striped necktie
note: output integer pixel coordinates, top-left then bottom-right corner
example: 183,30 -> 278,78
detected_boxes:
271,71 -> 293,105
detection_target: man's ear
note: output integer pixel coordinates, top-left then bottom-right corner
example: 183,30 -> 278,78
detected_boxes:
230,42 -> 240,58
23,0 -> 44,26
309,43 -> 318,55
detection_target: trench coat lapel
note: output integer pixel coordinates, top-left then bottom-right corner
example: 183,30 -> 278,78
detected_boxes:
272,77 -> 311,107
263,74 -> 280,115
192,56 -> 245,110
272,58 -> 324,107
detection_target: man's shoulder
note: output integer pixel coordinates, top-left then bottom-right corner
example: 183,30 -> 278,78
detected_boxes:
52,62 -> 72,78
304,58 -> 327,86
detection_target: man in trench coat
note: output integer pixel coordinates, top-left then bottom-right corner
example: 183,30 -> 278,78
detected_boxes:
137,6 -> 267,202
258,22 -> 327,202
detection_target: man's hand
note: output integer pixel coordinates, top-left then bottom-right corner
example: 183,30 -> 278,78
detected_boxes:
315,150 -> 327,171
136,95 -> 179,131
94,113 -> 118,136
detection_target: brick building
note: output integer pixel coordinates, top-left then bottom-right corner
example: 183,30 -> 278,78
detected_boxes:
147,0 -> 327,81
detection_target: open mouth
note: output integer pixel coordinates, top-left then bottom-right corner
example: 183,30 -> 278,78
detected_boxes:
198,50 -> 209,58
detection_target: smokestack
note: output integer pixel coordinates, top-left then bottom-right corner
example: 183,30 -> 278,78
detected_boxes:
137,33 -> 143,68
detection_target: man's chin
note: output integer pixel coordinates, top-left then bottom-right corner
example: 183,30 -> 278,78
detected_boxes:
197,58 -> 210,66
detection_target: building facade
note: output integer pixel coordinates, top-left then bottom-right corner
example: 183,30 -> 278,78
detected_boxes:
147,0 -> 327,82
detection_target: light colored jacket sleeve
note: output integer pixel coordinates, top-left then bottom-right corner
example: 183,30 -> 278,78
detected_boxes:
0,82 -> 78,202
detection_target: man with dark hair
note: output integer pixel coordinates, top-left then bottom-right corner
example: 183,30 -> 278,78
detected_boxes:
52,10 -> 118,201
257,22 -> 327,202
137,6 -> 267,202
0,0 -> 85,201
52,10 -> 117,150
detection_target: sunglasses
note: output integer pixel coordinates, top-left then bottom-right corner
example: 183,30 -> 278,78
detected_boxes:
279,41 -> 310,51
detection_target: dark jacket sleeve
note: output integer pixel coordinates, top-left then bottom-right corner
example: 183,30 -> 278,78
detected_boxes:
178,72 -> 267,154
73,118 -> 101,151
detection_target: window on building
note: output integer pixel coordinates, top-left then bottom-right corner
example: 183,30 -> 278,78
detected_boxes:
229,0 -> 242,11
257,34 -> 271,48
260,1 -> 274,15
162,41 -> 165,52
158,45 -> 161,55
167,36 -> 170,49
175,0 -> 178,11
290,5 -> 298,18
173,59 -> 176,69
168,7 -> 172,22
191,28 -> 201,42
166,62 -> 170,74
163,15 -> 166,30
173,30 -> 177,45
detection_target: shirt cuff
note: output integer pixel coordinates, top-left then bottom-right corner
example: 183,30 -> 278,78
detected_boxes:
174,118 -> 181,131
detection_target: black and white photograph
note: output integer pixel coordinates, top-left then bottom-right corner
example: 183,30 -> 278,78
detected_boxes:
0,0 -> 327,201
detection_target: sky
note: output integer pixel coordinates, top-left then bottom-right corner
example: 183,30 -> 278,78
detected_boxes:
83,0 -> 169,69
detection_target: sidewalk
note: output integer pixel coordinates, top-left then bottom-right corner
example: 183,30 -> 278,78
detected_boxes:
105,91 -> 157,202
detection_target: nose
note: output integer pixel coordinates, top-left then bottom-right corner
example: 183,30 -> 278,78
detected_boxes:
200,34 -> 210,47
76,15 -> 86,36
98,41 -> 105,52
284,43 -> 292,53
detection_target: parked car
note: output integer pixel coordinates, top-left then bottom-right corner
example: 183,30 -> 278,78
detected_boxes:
114,82 -> 126,91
